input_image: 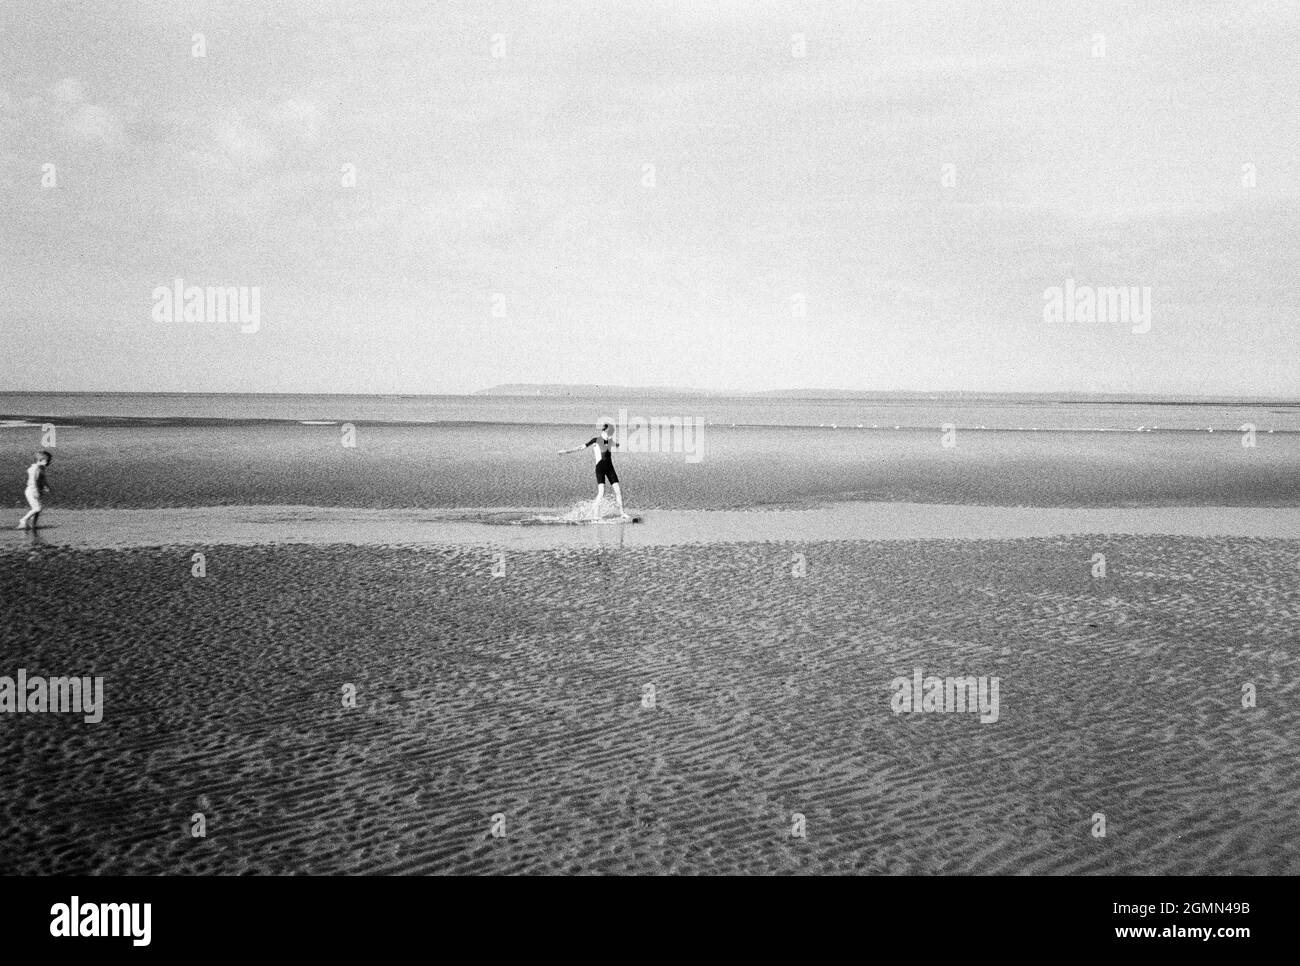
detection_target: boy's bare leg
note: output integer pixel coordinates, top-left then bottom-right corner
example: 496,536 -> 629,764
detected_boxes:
18,490 -> 41,529
612,483 -> 627,518
593,484 -> 605,519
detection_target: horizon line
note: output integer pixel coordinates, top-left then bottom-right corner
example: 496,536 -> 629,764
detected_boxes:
2,386 -> 1299,403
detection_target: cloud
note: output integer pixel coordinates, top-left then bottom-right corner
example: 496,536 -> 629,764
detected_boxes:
8,78 -> 131,148
409,187 -> 519,241
212,110 -> 275,163
203,98 -> 324,166
65,103 -> 125,146
2,0 -> 1297,394
51,77 -> 86,104
267,98 -> 321,145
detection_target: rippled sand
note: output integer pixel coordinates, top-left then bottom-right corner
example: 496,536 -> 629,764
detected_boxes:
2,535 -> 1297,874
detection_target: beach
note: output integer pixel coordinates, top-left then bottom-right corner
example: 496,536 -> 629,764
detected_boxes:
2,394 -> 1298,874
2,534 -> 1297,874
4,0 -> 1300,907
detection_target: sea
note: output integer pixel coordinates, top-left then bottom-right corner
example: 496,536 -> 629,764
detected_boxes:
3,392 -> 1298,509
3,392 -> 1299,432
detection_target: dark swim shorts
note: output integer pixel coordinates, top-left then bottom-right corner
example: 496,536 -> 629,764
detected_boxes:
596,458 -> 618,485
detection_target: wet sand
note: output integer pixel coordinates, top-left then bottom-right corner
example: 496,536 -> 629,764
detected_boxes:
5,502 -> 1300,550
2,533 -> 1298,874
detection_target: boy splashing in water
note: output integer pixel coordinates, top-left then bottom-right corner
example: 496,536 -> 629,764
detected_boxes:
17,451 -> 52,530
558,423 -> 629,520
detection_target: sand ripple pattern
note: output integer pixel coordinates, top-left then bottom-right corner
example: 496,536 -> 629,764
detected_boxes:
1,536 -> 1297,874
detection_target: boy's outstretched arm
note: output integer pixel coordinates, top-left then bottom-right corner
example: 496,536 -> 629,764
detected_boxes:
558,438 -> 598,455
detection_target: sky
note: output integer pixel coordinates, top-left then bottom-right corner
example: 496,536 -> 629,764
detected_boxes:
0,0 -> 1296,395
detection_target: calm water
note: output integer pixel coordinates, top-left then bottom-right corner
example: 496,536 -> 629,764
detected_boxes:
3,392 -> 1300,432
4,393 -> 1298,509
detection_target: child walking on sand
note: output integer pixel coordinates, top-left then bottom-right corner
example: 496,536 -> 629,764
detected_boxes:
17,451 -> 52,530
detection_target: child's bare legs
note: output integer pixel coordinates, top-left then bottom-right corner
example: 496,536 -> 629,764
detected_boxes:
592,483 -> 605,519
17,491 -> 40,529
611,482 -> 627,518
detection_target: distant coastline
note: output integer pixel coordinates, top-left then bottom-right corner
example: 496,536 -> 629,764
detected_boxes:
471,384 -> 1300,405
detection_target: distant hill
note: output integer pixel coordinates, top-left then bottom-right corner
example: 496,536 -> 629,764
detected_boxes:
475,383 -> 709,397
473,384 -> 1293,404
474,383 -> 925,398
475,384 -> 1082,400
